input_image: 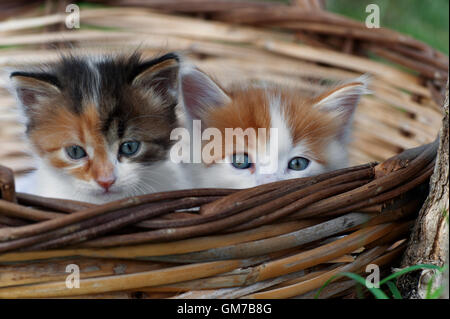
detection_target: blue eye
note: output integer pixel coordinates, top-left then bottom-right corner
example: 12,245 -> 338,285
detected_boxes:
65,145 -> 87,160
231,153 -> 252,169
119,141 -> 140,156
288,157 -> 310,171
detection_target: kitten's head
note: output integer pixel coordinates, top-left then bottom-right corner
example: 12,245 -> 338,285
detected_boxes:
10,52 -> 180,202
180,67 -> 369,188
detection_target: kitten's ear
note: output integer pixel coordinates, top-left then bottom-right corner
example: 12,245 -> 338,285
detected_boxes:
10,72 -> 61,112
132,53 -> 180,103
180,67 -> 230,121
314,75 -> 370,143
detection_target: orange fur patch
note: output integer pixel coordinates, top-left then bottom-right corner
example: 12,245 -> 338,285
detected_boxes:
29,102 -> 113,182
204,88 -> 270,162
204,86 -> 340,164
282,90 -> 340,164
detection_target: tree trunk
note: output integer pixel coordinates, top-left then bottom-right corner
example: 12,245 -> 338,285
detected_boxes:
399,79 -> 449,299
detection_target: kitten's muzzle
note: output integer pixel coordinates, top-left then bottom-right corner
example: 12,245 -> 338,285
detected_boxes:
96,176 -> 116,192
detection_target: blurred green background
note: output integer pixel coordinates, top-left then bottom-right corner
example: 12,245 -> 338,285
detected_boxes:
264,0 -> 449,54
327,0 -> 449,54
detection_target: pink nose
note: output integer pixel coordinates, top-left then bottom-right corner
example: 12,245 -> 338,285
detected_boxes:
96,176 -> 116,191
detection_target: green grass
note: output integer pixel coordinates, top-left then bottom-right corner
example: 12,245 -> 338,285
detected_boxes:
259,0 -> 449,54
315,264 -> 447,299
326,0 -> 449,54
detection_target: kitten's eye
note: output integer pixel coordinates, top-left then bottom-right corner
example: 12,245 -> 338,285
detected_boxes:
65,145 -> 87,160
119,141 -> 141,156
288,157 -> 310,171
231,153 -> 252,169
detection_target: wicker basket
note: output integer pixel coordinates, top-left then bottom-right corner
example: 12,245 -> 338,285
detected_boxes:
0,0 -> 447,299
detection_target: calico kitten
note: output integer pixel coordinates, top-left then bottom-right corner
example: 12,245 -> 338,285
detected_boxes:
10,52 -> 183,204
178,66 -> 369,189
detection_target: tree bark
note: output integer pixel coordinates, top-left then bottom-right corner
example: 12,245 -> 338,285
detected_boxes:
399,79 -> 449,299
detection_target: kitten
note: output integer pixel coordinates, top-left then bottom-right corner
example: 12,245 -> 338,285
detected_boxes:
177,66 -> 369,189
10,52 -> 184,204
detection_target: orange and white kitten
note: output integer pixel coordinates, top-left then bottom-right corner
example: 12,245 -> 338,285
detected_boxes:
178,67 -> 369,189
